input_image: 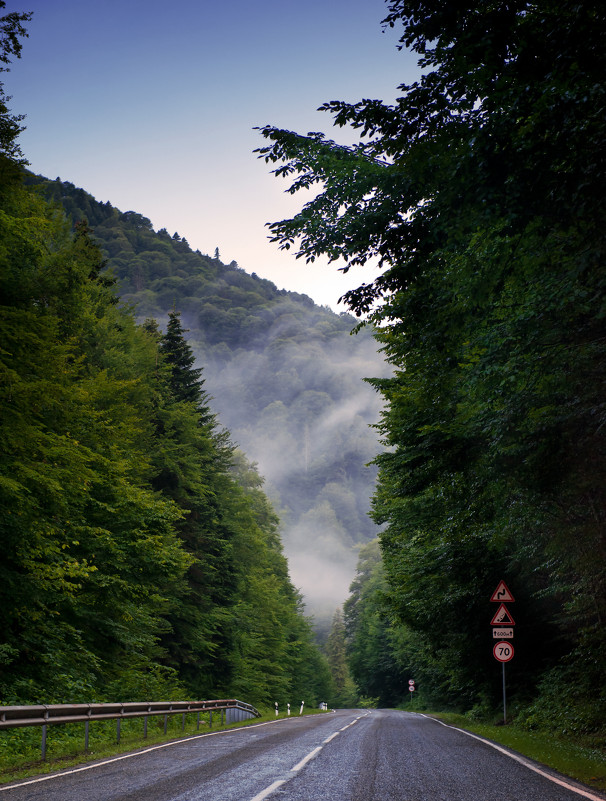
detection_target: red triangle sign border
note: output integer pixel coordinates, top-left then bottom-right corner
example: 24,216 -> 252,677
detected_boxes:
490,580 -> 515,603
491,603 -> 515,626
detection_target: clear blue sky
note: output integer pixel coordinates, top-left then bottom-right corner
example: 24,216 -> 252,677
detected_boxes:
6,0 -> 420,309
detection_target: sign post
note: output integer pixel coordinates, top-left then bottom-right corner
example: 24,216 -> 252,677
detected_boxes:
490,581 -> 515,724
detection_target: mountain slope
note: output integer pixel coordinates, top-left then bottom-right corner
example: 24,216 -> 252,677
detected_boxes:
36,176 -> 388,631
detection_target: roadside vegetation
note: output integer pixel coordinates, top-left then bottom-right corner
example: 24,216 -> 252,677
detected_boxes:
0,706 -> 327,785
2,0 -> 606,789
261,0 -> 606,751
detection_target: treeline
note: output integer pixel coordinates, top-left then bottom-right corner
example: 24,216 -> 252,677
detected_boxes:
31,174 -> 359,354
0,8 -> 333,705
0,185 -> 332,706
259,0 -> 606,734
30,174 -> 387,633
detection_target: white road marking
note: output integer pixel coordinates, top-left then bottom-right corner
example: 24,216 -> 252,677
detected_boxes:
291,746 -> 322,773
250,715 -> 361,800
422,714 -> 606,801
0,716 -> 294,792
249,779 -> 286,801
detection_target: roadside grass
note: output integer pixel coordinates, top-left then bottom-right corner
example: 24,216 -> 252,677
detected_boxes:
0,706 -> 325,786
418,710 -> 606,793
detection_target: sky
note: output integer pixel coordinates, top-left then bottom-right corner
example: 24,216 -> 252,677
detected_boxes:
5,0 -> 421,310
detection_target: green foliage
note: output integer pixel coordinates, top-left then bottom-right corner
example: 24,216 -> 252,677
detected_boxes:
324,608 -> 357,707
259,0 -> 606,730
28,174 -> 387,635
0,184 -> 190,702
0,172 -> 329,709
344,541 -> 406,707
0,3 -> 31,166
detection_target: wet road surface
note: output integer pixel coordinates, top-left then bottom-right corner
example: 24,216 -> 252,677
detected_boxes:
1,709 -> 603,801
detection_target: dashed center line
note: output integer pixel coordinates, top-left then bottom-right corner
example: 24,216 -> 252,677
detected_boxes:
249,715 -> 364,801
291,746 -> 322,773
249,779 -> 287,801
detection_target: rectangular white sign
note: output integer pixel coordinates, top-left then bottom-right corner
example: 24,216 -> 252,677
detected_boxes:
493,628 -> 513,638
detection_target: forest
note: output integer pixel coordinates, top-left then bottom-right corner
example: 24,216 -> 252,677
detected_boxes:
257,0 -> 606,734
0,4 -> 344,709
1,0 -> 606,739
28,175 -> 388,636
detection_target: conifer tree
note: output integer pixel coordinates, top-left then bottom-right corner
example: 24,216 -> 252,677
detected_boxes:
325,608 -> 358,706
150,310 -> 236,694
159,311 -> 205,407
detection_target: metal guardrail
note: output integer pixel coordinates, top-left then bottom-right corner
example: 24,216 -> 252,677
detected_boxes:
0,699 -> 260,760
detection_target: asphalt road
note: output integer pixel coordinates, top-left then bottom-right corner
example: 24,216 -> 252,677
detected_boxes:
1,709 -> 604,801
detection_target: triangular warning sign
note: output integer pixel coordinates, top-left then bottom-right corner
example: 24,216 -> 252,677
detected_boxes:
490,580 -> 515,603
491,604 -> 515,626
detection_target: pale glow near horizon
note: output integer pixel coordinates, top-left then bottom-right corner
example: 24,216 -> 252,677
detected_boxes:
6,0 -> 420,310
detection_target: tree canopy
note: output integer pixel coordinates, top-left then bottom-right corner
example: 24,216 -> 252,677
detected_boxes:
0,8 -> 334,709
0,2 -> 30,166
258,0 -> 606,729
30,174 -> 387,633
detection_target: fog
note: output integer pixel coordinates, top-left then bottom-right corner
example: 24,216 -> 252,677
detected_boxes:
193,302 -> 390,629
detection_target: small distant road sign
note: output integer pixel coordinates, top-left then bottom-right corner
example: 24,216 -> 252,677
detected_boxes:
493,641 -> 514,663
490,581 -> 515,603
491,604 -> 515,626
408,679 -> 415,686
492,627 -> 513,638
409,685 -> 415,692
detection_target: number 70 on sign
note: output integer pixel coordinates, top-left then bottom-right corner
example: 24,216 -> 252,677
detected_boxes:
493,641 -> 514,662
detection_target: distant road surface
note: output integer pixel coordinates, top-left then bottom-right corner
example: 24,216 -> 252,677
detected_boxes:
1,709 -> 604,801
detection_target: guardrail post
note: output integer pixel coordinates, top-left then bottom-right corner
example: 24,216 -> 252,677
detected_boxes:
182,712 -> 186,731
221,709 -> 224,726
85,719 -> 90,751
41,708 -> 49,760
196,712 -> 200,730
209,711 -> 212,728
116,718 -> 121,745
144,704 -> 151,739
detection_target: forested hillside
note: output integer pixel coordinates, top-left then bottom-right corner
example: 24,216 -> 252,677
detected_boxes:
8,0 -> 605,738
259,0 -> 606,734
0,4 -> 337,707
30,175 -> 388,633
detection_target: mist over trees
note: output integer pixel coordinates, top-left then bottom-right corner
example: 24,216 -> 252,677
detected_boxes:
0,182 -> 333,705
0,3 -> 341,706
258,0 -> 606,731
7,0 -> 605,733
32,176 -> 388,634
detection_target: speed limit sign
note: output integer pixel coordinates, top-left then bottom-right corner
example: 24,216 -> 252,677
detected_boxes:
493,640 -> 514,663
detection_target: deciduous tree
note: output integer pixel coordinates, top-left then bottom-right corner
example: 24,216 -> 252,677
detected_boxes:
257,0 -> 606,720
